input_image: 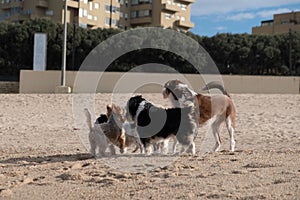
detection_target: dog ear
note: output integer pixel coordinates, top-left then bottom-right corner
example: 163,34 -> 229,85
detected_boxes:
106,104 -> 113,118
107,104 -> 112,110
112,104 -> 124,115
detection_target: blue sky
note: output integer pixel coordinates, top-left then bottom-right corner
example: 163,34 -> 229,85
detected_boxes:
190,0 -> 300,36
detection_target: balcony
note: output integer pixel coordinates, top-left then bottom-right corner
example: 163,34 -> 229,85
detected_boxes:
7,13 -> 31,22
177,0 -> 195,3
130,17 -> 152,25
175,20 -> 194,28
0,1 -> 24,10
67,0 -> 79,8
162,3 -> 180,13
130,4 -> 152,11
36,0 -> 49,8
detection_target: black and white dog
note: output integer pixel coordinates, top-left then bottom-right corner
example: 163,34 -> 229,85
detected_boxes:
125,95 -> 198,155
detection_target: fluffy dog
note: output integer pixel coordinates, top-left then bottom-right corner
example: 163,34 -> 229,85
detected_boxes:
84,104 -> 126,157
125,95 -> 198,155
163,80 -> 236,152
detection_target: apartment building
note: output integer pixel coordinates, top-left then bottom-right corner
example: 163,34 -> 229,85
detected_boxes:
0,0 -> 194,31
252,11 -> 300,35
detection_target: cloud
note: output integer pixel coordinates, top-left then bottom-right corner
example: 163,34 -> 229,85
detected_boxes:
226,13 -> 255,21
215,26 -> 227,31
225,8 -> 300,22
191,0 -> 300,16
257,8 -> 299,18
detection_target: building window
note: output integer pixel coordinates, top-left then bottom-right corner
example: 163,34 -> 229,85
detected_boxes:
181,4 -> 187,11
26,9 -> 32,15
79,23 -> 87,28
10,7 -> 22,15
131,0 -> 138,5
83,9 -> 88,17
79,8 -> 83,17
45,10 -> 54,16
112,6 -> 120,13
120,12 -> 123,18
139,10 -> 150,17
131,11 -> 137,18
112,18 -> 118,25
105,5 -> 110,12
87,14 -> 92,20
89,2 -> 93,10
131,10 -> 151,18
105,5 -> 120,13
165,13 -> 171,20
94,16 -> 98,21
83,0 -> 88,5
105,17 -> 110,25
131,0 -> 152,5
94,3 -> 99,9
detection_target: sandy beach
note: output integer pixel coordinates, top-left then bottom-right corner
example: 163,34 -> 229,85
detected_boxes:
0,93 -> 299,199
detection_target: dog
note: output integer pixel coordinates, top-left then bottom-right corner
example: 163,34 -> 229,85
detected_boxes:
125,95 -> 198,155
163,80 -> 236,152
96,104 -> 143,154
84,104 -> 126,157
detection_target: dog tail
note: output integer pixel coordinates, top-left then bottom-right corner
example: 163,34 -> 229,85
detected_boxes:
202,81 -> 230,97
84,108 -> 93,131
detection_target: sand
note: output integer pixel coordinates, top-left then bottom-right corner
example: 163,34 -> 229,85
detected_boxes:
0,93 -> 299,199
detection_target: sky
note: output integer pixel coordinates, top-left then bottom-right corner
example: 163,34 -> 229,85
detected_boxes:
190,0 -> 300,36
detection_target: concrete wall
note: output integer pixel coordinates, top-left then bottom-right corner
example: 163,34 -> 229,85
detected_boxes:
19,70 -> 300,94
0,81 -> 19,93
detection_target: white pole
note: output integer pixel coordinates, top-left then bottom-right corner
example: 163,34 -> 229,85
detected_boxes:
61,0 -> 67,86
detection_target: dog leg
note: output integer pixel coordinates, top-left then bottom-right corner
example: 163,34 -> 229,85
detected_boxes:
90,147 -> 96,157
145,144 -> 153,155
212,131 -> 221,152
186,143 -> 196,154
211,115 -> 226,152
136,137 -> 145,154
162,139 -> 169,154
189,142 -> 196,155
153,142 -> 160,154
89,140 -> 96,157
226,117 -> 235,152
98,145 -> 106,157
172,140 -> 179,154
109,144 -> 116,155
180,142 -> 196,155
212,120 -> 222,152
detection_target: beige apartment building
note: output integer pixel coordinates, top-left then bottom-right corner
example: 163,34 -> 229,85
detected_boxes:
252,11 -> 300,35
0,0 -> 194,31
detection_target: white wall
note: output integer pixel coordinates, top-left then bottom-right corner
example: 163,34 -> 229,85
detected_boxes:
20,70 -> 300,94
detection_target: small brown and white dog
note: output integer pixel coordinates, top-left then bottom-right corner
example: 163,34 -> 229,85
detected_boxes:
163,80 -> 236,152
84,104 -> 126,157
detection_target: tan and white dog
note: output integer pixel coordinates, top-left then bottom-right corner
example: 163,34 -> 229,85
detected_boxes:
163,80 -> 236,152
84,104 -> 126,157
